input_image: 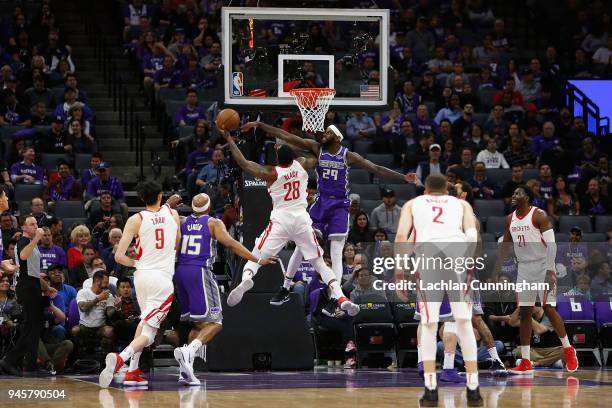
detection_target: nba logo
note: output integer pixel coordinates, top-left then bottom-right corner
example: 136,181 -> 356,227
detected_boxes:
232,72 -> 243,96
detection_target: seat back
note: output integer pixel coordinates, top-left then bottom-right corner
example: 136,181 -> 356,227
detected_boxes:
40,153 -> 70,172
353,295 -> 394,324
392,303 -> 417,324
595,215 -> 612,233
365,153 -> 394,169
74,154 -> 92,172
350,184 -> 381,200
485,215 -> 508,237
361,199 -> 381,216
14,184 -> 43,202
556,295 -> 595,321
55,201 -> 86,218
385,184 -> 417,201
348,169 -> 371,184
594,296 -> 612,329
473,199 -> 505,219
486,168 -> 511,187
558,215 -> 593,233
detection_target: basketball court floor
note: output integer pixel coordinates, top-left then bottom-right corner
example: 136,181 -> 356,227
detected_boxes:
1,367 -> 610,407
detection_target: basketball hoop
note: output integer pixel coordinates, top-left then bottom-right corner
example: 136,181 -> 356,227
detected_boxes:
290,88 -> 336,132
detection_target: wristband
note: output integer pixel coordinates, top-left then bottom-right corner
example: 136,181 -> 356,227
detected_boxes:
256,258 -> 261,265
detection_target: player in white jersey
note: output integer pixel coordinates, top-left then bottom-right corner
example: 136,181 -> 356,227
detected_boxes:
396,174 -> 482,407
496,185 -> 578,374
219,131 -> 359,316
99,181 -> 181,388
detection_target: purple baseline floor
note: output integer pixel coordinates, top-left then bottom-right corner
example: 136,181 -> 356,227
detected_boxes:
71,368 -> 612,391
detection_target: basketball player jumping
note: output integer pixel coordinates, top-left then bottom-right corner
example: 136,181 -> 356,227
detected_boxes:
171,193 -> 277,386
396,174 -> 483,406
242,121 -> 410,309
496,186 -> 578,374
99,181 -> 180,388
220,130 -> 359,315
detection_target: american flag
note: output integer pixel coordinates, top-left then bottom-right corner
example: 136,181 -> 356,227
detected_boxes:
360,84 -> 379,98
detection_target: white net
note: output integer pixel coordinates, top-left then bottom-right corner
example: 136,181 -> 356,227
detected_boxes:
290,88 -> 336,132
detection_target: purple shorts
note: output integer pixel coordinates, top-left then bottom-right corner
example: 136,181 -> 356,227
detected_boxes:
309,196 -> 350,238
175,264 -> 222,323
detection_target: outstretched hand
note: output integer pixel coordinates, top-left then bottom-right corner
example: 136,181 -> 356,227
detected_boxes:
219,128 -> 233,141
257,255 -> 279,266
165,194 -> 182,209
241,122 -> 259,132
405,173 -> 417,183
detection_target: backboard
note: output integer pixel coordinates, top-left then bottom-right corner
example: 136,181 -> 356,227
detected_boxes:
222,7 -> 390,111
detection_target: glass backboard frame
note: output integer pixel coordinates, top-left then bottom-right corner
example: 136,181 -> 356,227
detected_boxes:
222,7 -> 390,109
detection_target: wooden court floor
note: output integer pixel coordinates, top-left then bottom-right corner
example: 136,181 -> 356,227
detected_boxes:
0,368 -> 610,407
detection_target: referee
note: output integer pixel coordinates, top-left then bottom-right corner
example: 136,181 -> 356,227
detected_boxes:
0,215 -> 56,376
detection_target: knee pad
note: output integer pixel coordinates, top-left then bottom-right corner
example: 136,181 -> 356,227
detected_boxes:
141,323 -> 157,347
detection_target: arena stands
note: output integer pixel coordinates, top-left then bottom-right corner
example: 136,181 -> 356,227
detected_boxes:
0,0 -> 610,376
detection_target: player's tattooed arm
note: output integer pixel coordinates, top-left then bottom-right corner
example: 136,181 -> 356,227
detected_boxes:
346,152 -> 411,182
221,129 -> 277,182
242,122 -> 320,156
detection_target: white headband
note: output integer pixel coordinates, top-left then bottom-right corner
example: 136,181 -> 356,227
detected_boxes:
192,193 -> 210,213
327,125 -> 343,141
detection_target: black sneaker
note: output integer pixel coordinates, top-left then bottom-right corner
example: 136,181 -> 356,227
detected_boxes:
419,387 -> 438,407
321,298 -> 338,317
467,387 -> 484,407
45,362 -> 57,376
269,287 -> 291,306
490,359 -> 507,376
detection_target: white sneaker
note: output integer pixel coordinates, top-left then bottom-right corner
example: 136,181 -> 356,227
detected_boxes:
174,346 -> 200,386
339,299 -> 360,316
227,279 -> 254,307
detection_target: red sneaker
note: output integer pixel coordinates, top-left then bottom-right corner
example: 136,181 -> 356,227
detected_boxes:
124,368 -> 149,386
564,346 -> 579,372
508,359 -> 533,375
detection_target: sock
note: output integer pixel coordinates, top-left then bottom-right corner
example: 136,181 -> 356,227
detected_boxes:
488,346 -> 501,362
330,239 -> 345,282
311,257 -> 344,299
188,339 -> 202,359
283,277 -> 293,290
466,372 -> 479,391
119,346 -> 135,362
242,261 -> 261,280
443,352 -> 455,370
417,345 -> 422,363
520,345 -> 530,361
424,372 -> 437,390
560,335 -> 570,348
129,352 -> 141,371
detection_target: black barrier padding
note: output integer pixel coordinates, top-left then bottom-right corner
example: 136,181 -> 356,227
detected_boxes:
205,293 -> 314,371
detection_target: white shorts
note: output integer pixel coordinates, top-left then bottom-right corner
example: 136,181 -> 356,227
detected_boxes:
254,211 -> 322,261
133,269 -> 174,329
517,259 -> 556,307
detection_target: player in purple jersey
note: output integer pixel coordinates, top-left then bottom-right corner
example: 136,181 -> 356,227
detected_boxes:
243,120 -> 410,309
168,193 -> 277,386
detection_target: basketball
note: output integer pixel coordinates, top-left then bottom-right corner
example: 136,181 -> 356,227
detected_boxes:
215,108 -> 240,131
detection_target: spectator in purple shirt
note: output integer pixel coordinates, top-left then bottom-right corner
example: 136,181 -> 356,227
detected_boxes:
180,56 -> 206,88
184,137 -> 213,176
10,147 -> 44,184
153,55 -> 180,91
44,160 -> 82,202
54,88 -> 94,124
85,162 -> 125,203
538,164 -> 555,200
396,79 -> 421,115
174,89 -> 205,127
80,152 -> 102,188
414,104 -> 439,137
39,227 -> 67,270
530,121 -> 559,159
